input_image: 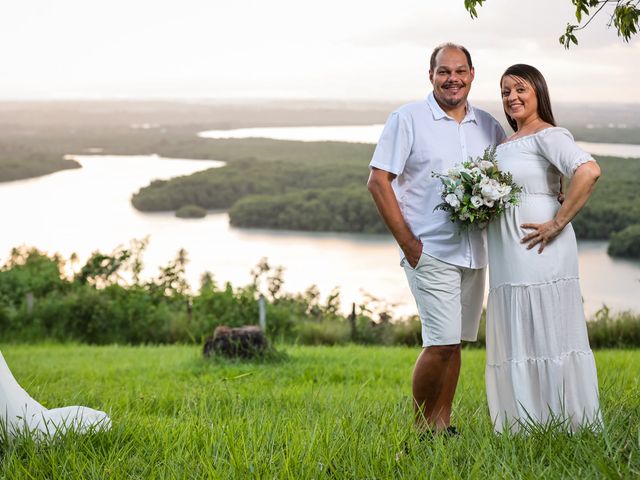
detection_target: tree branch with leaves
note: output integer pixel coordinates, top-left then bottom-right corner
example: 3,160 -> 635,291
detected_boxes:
463,0 -> 639,48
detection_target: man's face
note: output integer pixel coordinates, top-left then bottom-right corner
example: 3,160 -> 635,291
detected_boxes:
429,48 -> 475,109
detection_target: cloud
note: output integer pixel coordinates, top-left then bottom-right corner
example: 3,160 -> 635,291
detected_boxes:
0,0 -> 637,102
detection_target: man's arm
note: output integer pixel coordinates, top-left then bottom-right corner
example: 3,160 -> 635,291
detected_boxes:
367,167 -> 423,267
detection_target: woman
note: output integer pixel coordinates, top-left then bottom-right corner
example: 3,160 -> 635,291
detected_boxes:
485,64 -> 602,433
0,351 -> 111,438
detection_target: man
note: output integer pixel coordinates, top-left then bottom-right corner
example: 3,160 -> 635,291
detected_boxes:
367,43 -> 505,435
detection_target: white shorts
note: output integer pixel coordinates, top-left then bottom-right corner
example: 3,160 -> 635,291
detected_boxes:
402,252 -> 486,347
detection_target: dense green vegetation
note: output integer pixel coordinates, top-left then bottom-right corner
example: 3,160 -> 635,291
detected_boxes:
0,100 -> 390,183
131,142 -> 373,211
571,155 -> 640,240
134,142 -> 640,250
0,152 -> 79,182
587,305 -> 640,347
1,344 -> 638,478
229,187 -> 386,233
607,224 -> 640,259
571,125 -> 640,145
0,244 -> 417,346
1,243 -> 638,347
1,101 -> 638,258
175,204 -> 207,219
2,100 -> 638,184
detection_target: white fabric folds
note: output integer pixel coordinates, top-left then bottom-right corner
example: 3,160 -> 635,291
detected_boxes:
486,128 -> 601,433
486,281 -> 602,433
0,352 -> 111,439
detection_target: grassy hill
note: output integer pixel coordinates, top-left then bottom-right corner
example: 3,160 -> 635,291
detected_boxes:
1,344 -> 638,478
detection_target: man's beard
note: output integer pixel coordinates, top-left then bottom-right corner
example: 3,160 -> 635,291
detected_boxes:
440,95 -> 465,107
440,83 -> 467,107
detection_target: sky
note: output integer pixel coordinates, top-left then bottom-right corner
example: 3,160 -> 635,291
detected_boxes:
0,0 -> 638,103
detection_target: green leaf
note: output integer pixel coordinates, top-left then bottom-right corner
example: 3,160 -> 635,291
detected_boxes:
559,34 -> 567,47
560,23 -> 579,49
464,0 -> 485,19
613,5 -> 640,42
573,0 -> 590,23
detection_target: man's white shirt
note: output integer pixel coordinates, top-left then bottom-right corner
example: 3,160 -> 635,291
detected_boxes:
369,92 -> 506,269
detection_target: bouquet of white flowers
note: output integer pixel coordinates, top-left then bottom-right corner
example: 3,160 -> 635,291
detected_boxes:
432,146 -> 521,230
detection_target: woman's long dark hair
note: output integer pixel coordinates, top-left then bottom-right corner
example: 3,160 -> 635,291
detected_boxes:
501,64 -> 556,132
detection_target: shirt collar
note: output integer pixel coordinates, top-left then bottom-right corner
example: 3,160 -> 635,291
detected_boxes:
427,91 -> 477,124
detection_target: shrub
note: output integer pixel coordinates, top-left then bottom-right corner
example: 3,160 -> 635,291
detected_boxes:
293,320 -> 350,345
191,283 -> 260,341
1,244 -> 639,348
388,317 -> 422,346
0,247 -> 67,306
587,305 -> 640,348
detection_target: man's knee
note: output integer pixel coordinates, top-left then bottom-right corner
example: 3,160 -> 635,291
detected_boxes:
425,343 -> 460,360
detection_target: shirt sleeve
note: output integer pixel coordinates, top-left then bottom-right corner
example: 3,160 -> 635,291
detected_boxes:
494,121 -> 507,145
536,127 -> 594,178
369,111 -> 413,176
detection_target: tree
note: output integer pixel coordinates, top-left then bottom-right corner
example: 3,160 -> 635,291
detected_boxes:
463,0 -> 639,48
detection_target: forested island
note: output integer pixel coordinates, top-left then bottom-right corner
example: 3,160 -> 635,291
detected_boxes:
130,139 -> 640,257
1,101 -> 639,257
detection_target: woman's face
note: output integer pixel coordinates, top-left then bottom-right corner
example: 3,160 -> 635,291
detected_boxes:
501,75 -> 539,124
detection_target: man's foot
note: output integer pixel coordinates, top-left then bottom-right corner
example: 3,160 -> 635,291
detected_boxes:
417,425 -> 460,442
445,425 -> 460,437
398,425 -> 460,459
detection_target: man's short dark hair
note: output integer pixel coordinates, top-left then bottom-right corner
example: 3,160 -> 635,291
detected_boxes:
429,43 -> 473,71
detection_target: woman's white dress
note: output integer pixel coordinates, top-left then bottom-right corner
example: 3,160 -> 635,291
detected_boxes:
0,351 -> 111,438
486,127 -> 601,433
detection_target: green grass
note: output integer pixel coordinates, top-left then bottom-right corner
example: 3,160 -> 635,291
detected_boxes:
1,345 -> 638,479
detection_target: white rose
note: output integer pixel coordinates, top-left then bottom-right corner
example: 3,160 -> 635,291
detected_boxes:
479,160 -> 494,171
470,196 -> 483,208
483,198 -> 495,207
475,173 -> 488,186
445,193 -> 460,208
447,167 -> 460,178
498,185 -> 512,198
481,183 -> 501,201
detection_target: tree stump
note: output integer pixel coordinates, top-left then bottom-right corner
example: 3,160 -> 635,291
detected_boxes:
203,325 -> 270,359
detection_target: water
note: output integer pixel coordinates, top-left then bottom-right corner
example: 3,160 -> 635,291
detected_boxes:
199,124 -> 640,158
198,124 -> 640,315
1,134 -> 639,318
199,124 -> 385,144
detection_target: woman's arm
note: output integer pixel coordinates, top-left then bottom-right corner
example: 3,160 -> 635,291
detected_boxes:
521,161 -> 601,253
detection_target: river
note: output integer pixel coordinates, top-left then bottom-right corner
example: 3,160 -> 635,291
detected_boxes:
1,128 -> 639,318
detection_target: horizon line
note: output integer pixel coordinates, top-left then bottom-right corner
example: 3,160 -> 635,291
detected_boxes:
0,96 -> 638,107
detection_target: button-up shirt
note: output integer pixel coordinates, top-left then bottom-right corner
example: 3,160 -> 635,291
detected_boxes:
369,92 -> 506,269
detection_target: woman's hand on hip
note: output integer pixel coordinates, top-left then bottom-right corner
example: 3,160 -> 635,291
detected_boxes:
520,220 -> 563,254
